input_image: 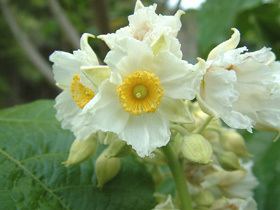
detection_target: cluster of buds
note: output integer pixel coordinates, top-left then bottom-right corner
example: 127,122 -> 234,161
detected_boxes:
151,103 -> 258,210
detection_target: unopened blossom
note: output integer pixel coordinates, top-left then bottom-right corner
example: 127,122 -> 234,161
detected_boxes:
77,37 -> 204,157
198,28 -> 280,132
202,161 -> 258,199
50,33 -> 110,137
211,197 -> 257,210
153,195 -> 178,210
99,0 -> 184,58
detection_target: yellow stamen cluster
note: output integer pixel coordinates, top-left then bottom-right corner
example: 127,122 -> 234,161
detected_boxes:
117,71 -> 164,115
70,74 -> 95,109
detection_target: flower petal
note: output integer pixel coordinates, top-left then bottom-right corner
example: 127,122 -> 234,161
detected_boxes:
54,90 -> 80,130
120,112 -> 170,157
79,33 -> 99,64
105,38 -> 154,83
154,53 -> 205,100
207,28 -> 240,60
74,81 -> 129,140
134,0 -> 145,12
49,51 -> 81,87
241,47 -> 276,65
200,68 -> 253,131
159,97 -> 193,124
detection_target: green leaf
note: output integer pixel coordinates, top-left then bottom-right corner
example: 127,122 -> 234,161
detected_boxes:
197,0 -> 262,56
245,131 -> 280,210
0,100 -> 155,210
236,2 -> 280,57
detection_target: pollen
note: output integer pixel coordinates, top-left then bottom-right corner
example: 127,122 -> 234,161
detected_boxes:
117,71 -> 164,115
70,74 -> 95,109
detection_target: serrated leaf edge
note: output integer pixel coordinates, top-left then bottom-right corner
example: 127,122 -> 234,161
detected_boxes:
0,147 -> 70,210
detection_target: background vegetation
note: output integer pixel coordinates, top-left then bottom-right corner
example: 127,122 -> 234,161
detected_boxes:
0,0 -> 279,210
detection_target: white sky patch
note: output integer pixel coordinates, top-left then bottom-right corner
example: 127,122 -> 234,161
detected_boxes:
167,0 -> 207,10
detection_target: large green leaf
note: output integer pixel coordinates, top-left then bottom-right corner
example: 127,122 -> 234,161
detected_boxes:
197,0 -> 262,56
245,131 -> 280,210
0,100 -> 155,210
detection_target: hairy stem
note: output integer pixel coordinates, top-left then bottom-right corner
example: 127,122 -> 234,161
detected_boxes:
162,144 -> 193,210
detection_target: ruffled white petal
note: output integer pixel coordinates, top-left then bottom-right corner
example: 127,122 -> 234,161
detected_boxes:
119,112 -> 170,157
241,47 -> 276,65
225,161 -> 258,198
200,67 -> 252,131
54,90 -> 80,130
227,198 -> 257,210
154,52 -> 205,100
99,1 -> 182,55
151,34 -> 182,58
159,97 -> 193,124
105,38 -> 154,84
49,51 -> 81,87
232,59 -> 280,131
98,27 -> 131,49
50,33 -> 99,88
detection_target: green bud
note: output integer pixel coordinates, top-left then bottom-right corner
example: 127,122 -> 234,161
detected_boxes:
152,195 -> 178,210
194,207 -> 209,210
95,155 -> 121,188
103,140 -> 126,158
63,136 -> 97,166
203,130 -> 220,144
221,130 -> 250,157
194,190 -> 214,207
95,140 -> 125,188
218,151 -> 241,171
181,134 -> 213,164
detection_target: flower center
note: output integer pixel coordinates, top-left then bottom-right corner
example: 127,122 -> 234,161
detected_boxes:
117,71 -> 164,115
70,74 -> 95,109
133,84 -> 148,99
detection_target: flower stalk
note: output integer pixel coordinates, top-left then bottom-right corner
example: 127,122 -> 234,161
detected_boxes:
162,144 -> 193,210
194,115 -> 213,134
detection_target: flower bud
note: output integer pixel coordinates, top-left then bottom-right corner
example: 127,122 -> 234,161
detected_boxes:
181,134 -> 213,164
152,195 -> 178,210
95,155 -> 121,188
194,190 -> 214,207
221,130 -> 249,157
218,151 -> 241,171
63,136 -> 97,166
194,208 -> 208,210
202,130 -> 220,144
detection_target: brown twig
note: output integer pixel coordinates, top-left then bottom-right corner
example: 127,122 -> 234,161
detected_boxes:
0,0 -> 55,84
92,0 -> 110,34
48,0 -> 80,48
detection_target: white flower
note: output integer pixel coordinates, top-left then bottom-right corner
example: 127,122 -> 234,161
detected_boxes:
98,0 -> 184,58
211,197 -> 257,210
227,198 -> 257,210
77,37 -> 205,157
198,28 -> 280,132
49,33 -> 110,138
202,161 -> 258,199
225,161 -> 258,198
153,195 -> 178,210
